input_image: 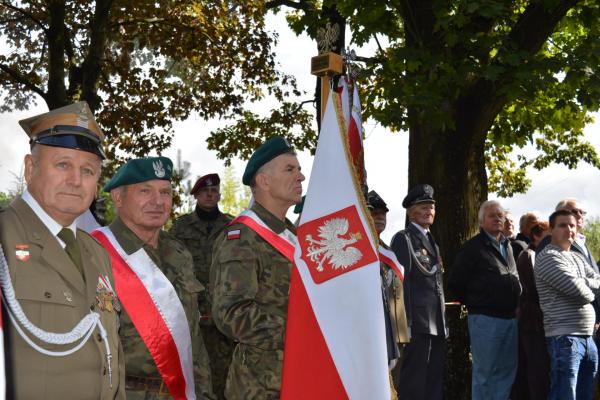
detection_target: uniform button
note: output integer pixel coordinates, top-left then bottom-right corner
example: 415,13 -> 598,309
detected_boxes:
44,291 -> 52,299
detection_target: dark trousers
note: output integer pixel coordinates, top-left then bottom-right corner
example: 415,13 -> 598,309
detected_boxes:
511,330 -> 550,400
395,333 -> 445,400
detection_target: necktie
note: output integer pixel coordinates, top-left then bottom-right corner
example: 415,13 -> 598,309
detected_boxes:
58,228 -> 85,280
427,231 -> 437,252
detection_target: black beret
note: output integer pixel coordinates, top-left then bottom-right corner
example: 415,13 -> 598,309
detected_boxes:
293,195 -> 306,214
242,136 -> 294,185
402,184 -> 435,208
367,190 -> 389,212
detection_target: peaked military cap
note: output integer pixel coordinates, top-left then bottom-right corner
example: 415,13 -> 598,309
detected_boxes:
19,101 -> 106,159
191,173 -> 220,195
402,184 -> 435,208
367,190 -> 389,212
242,136 -> 294,185
104,156 -> 173,192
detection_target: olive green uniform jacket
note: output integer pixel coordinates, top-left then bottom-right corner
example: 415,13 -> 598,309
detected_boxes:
0,197 -> 125,399
107,217 -> 215,399
210,203 -> 294,400
381,241 -> 410,345
171,208 -> 234,399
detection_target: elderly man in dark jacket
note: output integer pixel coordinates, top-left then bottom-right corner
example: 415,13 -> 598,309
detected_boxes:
448,200 -> 521,400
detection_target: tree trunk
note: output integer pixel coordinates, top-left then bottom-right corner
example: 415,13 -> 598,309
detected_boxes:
46,0 -> 68,109
408,109 -> 488,399
80,0 -> 113,112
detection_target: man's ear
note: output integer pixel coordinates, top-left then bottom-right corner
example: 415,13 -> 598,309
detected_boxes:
110,188 -> 123,209
254,172 -> 270,192
24,154 -> 35,185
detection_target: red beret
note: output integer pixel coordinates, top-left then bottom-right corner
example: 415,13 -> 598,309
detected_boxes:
191,173 -> 220,195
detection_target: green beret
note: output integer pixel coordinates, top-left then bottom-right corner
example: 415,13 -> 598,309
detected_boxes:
104,156 -> 173,192
242,136 -> 294,185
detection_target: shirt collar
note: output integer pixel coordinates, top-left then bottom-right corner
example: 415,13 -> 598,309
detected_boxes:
483,229 -> 507,245
410,221 -> 429,237
251,201 -> 296,235
22,190 -> 77,242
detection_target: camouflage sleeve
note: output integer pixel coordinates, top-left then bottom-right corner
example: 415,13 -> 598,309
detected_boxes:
170,241 -> 215,399
210,235 -> 286,350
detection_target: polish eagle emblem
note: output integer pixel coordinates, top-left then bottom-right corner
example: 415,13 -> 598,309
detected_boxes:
153,160 -> 165,178
305,217 -> 363,272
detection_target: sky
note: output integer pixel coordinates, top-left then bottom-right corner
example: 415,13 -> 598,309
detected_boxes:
1,12 -> 600,243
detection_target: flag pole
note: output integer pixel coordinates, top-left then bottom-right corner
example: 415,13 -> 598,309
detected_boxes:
310,52 -> 343,121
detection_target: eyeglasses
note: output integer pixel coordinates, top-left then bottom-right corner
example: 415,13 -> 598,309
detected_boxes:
570,208 -> 587,216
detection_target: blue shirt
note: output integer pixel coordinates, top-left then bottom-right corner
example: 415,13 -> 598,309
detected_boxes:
484,230 -> 509,261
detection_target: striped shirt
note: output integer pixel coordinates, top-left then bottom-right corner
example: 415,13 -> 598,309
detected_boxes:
535,244 -> 600,337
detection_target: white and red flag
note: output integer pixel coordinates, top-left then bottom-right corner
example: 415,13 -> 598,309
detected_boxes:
281,92 -> 391,399
336,76 -> 351,131
348,81 -> 366,185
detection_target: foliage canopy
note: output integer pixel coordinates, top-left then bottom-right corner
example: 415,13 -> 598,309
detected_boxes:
0,0 -> 315,163
280,0 -> 600,197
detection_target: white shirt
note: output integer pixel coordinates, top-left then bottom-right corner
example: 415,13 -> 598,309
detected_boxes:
576,233 -> 591,259
22,190 -> 77,249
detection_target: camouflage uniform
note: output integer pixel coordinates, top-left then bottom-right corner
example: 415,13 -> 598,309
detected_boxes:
171,207 -> 234,399
109,216 -> 215,399
210,202 -> 294,400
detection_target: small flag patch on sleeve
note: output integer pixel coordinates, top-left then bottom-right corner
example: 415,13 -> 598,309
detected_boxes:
227,230 -> 241,240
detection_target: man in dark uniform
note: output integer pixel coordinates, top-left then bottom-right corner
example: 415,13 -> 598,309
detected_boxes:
390,184 -> 447,400
171,173 -> 234,399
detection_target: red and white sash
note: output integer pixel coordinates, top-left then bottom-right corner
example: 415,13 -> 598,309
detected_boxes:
92,227 -> 195,400
230,210 -> 297,262
378,246 -> 405,281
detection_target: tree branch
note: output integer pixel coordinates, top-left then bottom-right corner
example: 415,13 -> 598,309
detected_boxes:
81,0 -> 114,111
291,99 -> 314,114
265,0 -> 315,12
457,0 -> 581,145
0,1 -> 47,32
0,62 -> 46,99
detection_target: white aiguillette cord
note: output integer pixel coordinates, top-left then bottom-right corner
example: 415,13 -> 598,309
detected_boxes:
0,245 -> 113,387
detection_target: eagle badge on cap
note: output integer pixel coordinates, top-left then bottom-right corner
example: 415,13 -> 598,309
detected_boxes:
153,160 -> 165,178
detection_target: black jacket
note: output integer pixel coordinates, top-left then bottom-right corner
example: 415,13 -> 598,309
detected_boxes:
390,223 -> 447,337
448,229 -> 521,319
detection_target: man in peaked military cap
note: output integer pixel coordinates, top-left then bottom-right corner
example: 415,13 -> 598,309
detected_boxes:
210,136 -> 305,399
0,102 -> 125,399
390,184 -> 448,400
171,173 -> 234,399
94,157 -> 215,399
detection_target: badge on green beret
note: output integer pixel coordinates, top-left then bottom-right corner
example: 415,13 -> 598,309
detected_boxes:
242,136 -> 294,185
104,156 -> 173,192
